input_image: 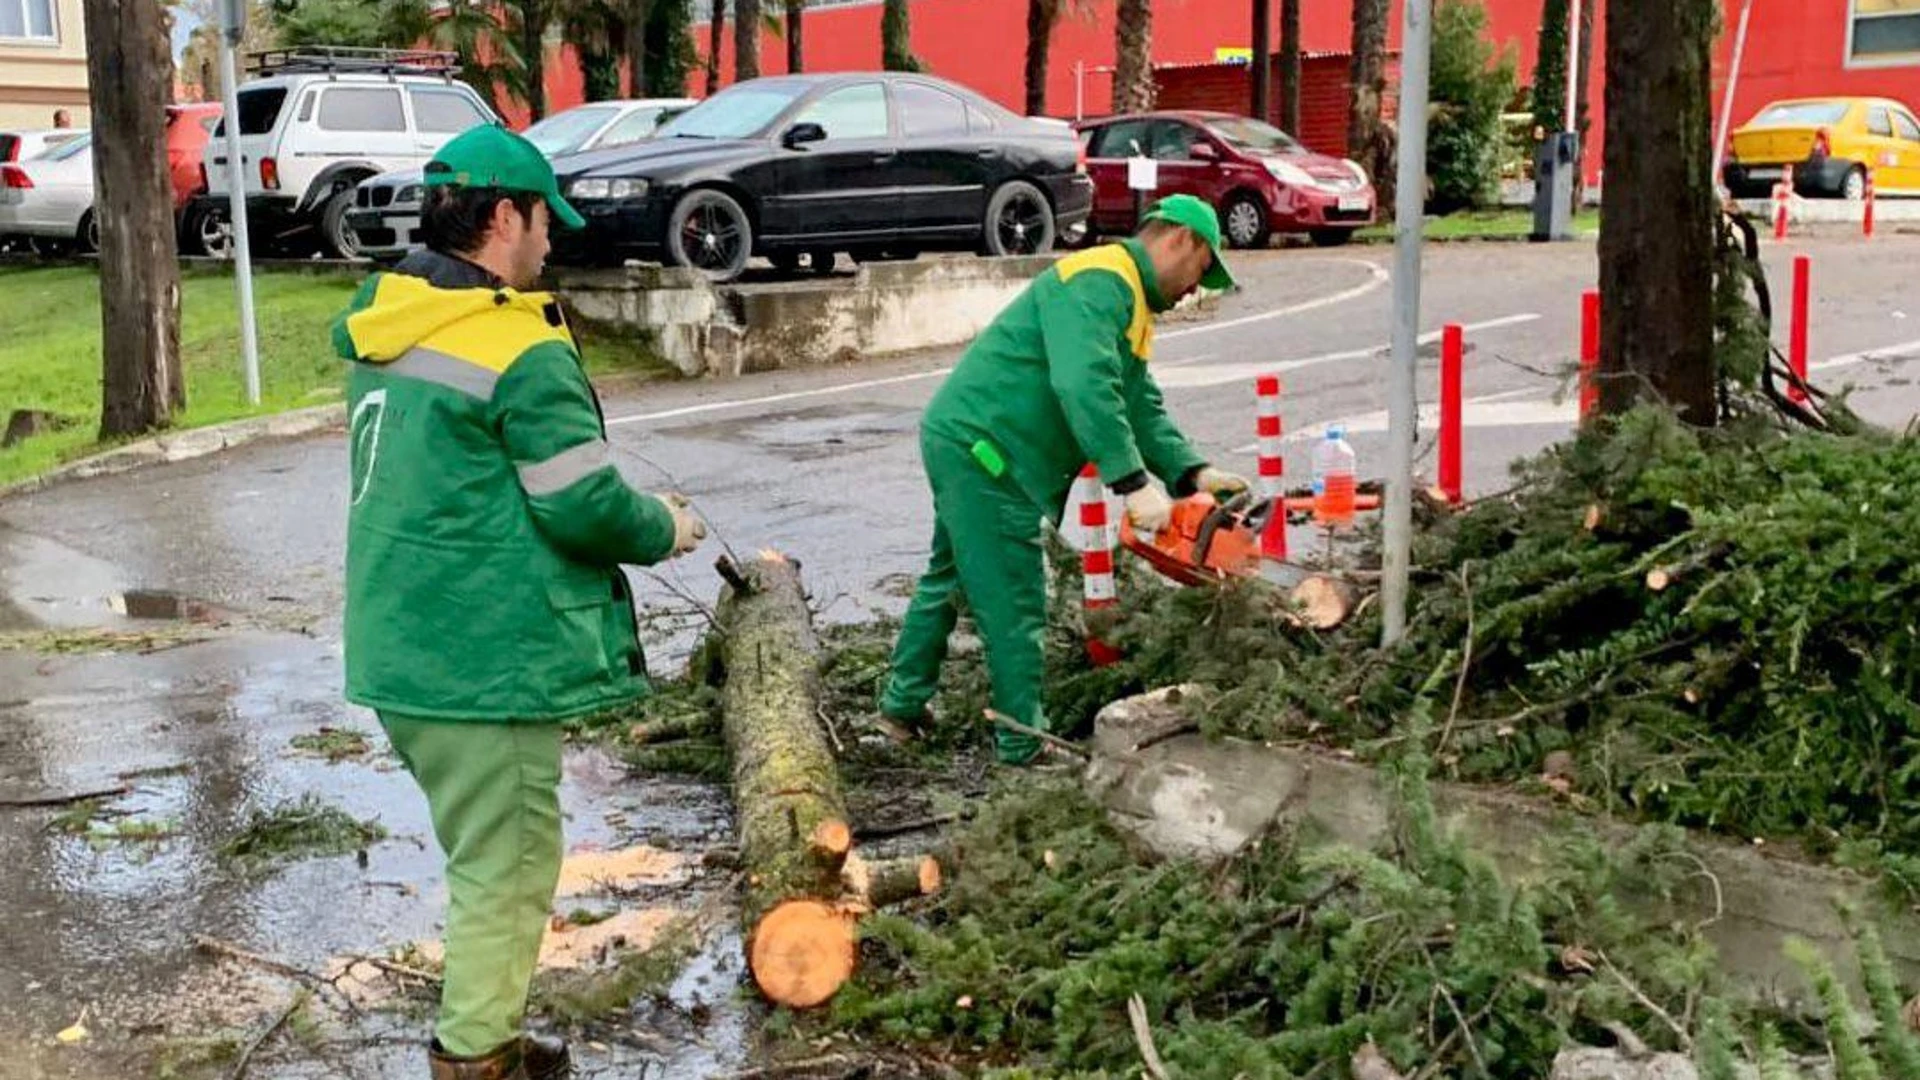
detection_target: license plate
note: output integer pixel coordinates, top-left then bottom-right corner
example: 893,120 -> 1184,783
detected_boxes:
1338,194 -> 1370,212
1745,167 -> 1782,181
391,215 -> 420,237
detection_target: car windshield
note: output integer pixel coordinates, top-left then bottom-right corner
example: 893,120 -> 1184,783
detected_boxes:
658,84 -> 807,140
523,105 -> 622,155
1206,116 -> 1303,153
42,133 -> 91,161
1751,102 -> 1851,127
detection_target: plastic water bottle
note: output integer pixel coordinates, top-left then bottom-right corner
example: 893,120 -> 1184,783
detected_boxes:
1312,425 -> 1358,527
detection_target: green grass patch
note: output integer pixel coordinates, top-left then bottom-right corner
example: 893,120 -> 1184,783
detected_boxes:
289,727 -> 373,763
0,265 -> 360,486
0,263 -> 671,487
217,794 -> 386,875
1356,207 -> 1600,242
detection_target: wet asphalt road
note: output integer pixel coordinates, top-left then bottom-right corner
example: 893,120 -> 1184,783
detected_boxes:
3,235 -> 1919,1077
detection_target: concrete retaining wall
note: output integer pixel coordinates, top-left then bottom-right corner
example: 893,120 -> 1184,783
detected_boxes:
1084,686 -> 1920,1001
555,256 -> 1058,378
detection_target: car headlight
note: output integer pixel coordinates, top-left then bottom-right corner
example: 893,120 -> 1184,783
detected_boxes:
396,185 -> 422,204
1264,158 -> 1315,187
569,177 -> 649,200
1343,160 -> 1369,185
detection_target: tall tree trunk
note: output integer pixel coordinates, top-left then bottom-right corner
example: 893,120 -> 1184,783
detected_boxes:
881,0 -> 917,71
1530,0 -> 1571,132
1571,0 -> 1596,204
1024,0 -> 1056,117
626,0 -> 653,96
1112,0 -> 1154,114
522,0 -> 549,119
707,0 -> 726,94
84,0 -> 183,438
1597,0 -> 1717,423
1279,0 -> 1301,133
785,0 -> 804,71
1250,0 -> 1271,122
734,0 -> 760,80
1347,0 -> 1392,209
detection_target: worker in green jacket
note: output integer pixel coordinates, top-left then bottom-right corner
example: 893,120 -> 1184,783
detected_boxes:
333,126 -> 706,1080
881,194 -> 1246,764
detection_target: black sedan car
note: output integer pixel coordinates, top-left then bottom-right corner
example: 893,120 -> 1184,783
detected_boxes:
552,72 -> 1095,280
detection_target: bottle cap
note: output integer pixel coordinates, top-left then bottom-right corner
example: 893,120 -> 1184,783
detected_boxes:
1326,425 -> 1346,440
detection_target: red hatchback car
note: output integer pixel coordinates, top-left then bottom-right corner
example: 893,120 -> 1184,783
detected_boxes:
1077,110 -> 1376,248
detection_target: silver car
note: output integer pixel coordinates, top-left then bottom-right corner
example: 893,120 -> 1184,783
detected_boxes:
0,132 -> 96,254
348,97 -> 695,261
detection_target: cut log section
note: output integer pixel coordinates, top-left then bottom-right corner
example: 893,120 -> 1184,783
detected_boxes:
1290,574 -> 1359,630
843,852 -> 944,909
714,552 -> 858,1009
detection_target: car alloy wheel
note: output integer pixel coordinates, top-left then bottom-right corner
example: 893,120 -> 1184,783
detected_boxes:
668,190 -> 753,282
1843,167 -> 1866,202
197,209 -> 231,259
1226,199 -> 1265,248
80,212 -> 99,255
996,194 -> 1049,254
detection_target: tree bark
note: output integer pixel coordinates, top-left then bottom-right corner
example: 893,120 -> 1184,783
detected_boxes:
785,0 -> 804,71
1597,0 -> 1717,423
881,0 -> 917,71
1530,0 -> 1571,132
1112,0 -> 1155,114
734,0 -> 760,80
1279,0 -> 1301,133
521,0 -> 549,120
626,0 -> 652,96
1347,0 -> 1393,209
712,553 -> 858,1009
1250,0 -> 1272,122
84,0 -> 184,438
1024,0 -> 1057,117
1571,0 -> 1596,207
706,0 -> 726,95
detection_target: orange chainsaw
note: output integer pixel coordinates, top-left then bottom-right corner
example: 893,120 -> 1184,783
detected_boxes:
1117,490 -> 1270,586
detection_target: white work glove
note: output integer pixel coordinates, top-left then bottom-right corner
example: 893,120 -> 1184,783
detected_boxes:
659,493 -> 708,557
1194,466 -> 1249,498
1124,484 -> 1175,533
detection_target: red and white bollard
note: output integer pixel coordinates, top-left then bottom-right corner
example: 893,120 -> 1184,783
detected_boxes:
1579,290 -> 1601,422
1075,464 -> 1122,667
1789,255 -> 1811,405
1864,168 -> 1877,239
1772,164 -> 1794,241
1439,325 -> 1464,505
1254,375 -> 1287,561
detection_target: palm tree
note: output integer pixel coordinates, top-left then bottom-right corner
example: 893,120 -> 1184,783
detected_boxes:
784,0 -> 804,72
881,0 -> 918,72
1111,0 -> 1154,113
706,0 -> 726,94
1347,0 -> 1392,208
735,0 -> 760,80
561,0 -> 625,101
514,0 -> 552,119
1251,0 -> 1271,120
385,0 -> 528,115
1280,0 -> 1301,132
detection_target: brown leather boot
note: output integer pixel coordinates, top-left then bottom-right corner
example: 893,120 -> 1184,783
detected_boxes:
429,1039 -> 529,1080
522,1034 -> 571,1080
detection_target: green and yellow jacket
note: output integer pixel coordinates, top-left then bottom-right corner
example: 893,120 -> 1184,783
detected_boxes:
921,238 -> 1208,512
333,251 -> 677,722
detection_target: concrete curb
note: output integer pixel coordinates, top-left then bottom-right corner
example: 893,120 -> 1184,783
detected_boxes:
0,403 -> 346,503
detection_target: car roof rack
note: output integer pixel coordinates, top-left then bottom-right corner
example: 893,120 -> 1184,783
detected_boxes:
246,47 -> 462,80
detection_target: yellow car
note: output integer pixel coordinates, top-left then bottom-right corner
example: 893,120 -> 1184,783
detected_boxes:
1723,96 -> 1920,199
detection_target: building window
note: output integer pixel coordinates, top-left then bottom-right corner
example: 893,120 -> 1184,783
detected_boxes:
1851,0 -> 1920,65
0,0 -> 57,41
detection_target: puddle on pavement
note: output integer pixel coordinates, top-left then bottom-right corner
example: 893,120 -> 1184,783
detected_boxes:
675,402 -> 919,461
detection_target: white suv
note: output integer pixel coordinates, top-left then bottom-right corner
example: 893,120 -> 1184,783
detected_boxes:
197,48 -> 498,259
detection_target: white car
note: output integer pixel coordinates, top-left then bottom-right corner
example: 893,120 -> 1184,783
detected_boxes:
0,132 -> 98,254
347,97 -> 696,261
196,47 -> 499,258
1,128 -> 86,164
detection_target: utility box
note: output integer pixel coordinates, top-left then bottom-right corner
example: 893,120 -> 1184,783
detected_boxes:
1530,132 -> 1580,242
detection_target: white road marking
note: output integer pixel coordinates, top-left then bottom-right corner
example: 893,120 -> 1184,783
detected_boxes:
603,262 -> 1387,429
1156,313 -> 1543,391
1808,337 -> 1920,373
1158,259 -> 1391,341
1228,388 -> 1547,453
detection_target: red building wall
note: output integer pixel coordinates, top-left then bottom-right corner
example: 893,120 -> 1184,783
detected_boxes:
1155,55 -> 1382,158
515,0 -> 1920,190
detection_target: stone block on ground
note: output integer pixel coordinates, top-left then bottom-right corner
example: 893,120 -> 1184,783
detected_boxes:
3,409 -> 71,448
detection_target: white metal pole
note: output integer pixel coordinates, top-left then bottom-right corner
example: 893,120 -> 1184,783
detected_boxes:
1564,0 -> 1581,134
218,35 -> 262,407
1381,0 -> 1433,647
1712,0 -> 1756,185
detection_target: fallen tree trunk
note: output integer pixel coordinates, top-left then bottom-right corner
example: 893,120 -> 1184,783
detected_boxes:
713,552 -> 858,1009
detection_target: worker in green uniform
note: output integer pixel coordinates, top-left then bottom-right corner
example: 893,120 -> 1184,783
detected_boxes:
881,194 -> 1246,764
332,126 -> 707,1080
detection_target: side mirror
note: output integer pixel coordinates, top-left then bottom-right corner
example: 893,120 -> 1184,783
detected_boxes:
782,122 -> 827,149
1189,142 -> 1218,161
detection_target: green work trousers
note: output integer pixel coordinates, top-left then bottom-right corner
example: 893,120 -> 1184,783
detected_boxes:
882,432 -> 1051,763
379,713 -> 564,1058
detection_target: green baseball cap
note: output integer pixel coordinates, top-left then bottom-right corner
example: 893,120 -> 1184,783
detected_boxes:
1141,193 -> 1236,292
423,124 -> 586,230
